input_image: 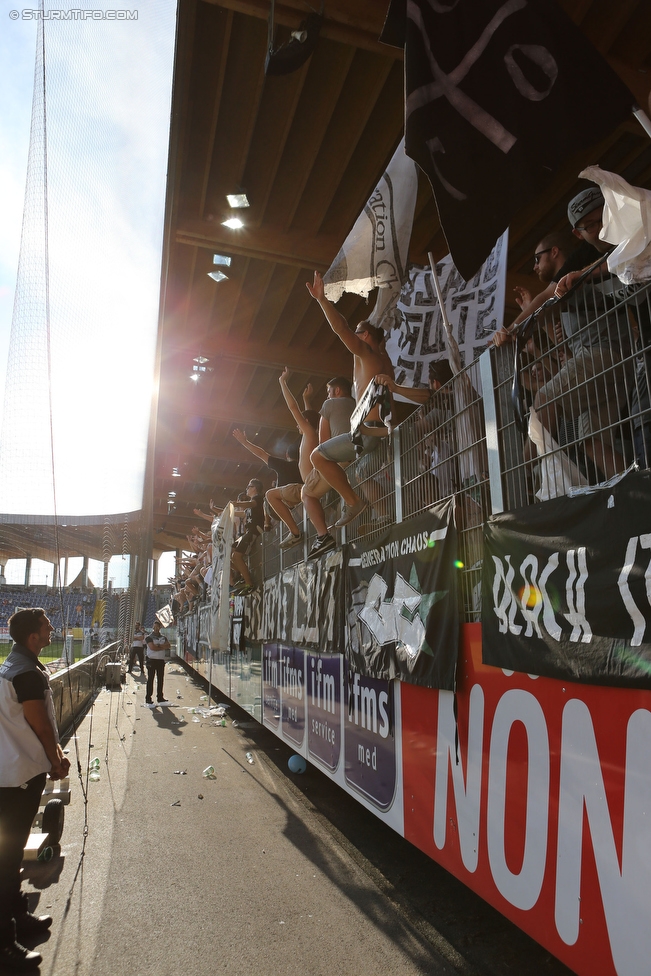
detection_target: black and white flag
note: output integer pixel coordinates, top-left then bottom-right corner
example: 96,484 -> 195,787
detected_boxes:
482,470 -> 651,688
382,0 -> 634,279
346,503 -> 459,690
323,137 -> 418,328
385,232 -> 508,383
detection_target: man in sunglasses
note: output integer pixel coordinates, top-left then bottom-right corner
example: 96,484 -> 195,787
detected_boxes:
492,227 -> 576,346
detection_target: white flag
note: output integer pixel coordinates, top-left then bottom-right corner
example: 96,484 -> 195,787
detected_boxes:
323,138 -> 418,309
210,503 -> 235,651
385,231 -> 508,384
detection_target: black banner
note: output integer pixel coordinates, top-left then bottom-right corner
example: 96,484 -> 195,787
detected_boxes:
482,470 -> 651,687
260,550 -> 344,652
346,503 -> 459,690
382,0 -> 633,279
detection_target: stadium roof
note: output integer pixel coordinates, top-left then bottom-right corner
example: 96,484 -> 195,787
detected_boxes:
4,0 -> 651,563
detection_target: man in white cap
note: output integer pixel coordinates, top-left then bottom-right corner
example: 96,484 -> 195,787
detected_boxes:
532,186 -> 631,480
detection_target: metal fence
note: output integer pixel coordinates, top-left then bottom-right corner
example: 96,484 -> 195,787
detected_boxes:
50,642 -> 120,737
240,270 -> 651,625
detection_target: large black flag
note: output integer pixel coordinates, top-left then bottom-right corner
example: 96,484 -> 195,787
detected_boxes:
381,0 -> 634,280
482,470 -> 651,688
346,503 -> 459,689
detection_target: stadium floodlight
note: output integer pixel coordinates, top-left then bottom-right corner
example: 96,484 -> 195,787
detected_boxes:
226,193 -> 249,208
222,217 -> 244,229
208,270 -> 228,282
213,254 -> 232,266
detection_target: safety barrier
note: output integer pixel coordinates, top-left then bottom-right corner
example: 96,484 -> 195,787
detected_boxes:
50,642 -> 120,737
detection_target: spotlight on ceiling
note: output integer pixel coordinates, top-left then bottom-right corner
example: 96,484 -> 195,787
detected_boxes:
226,193 -> 249,208
208,270 -> 228,283
222,217 -> 244,230
189,373 -> 200,382
213,253 -> 232,266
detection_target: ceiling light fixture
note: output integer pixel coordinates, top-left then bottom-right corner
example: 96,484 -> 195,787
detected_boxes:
222,217 -> 244,230
193,355 -> 209,364
213,254 -> 232,266
226,193 -> 249,208
207,270 -> 228,283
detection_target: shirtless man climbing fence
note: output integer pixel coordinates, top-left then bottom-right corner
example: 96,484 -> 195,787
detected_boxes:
306,270 -> 394,530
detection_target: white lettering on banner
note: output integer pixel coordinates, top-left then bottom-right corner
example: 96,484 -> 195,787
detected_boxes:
435,677 -> 651,969
309,658 -> 336,714
491,555 -> 522,635
349,672 -> 390,738
563,548 -> 591,643
280,652 -> 303,700
486,690 -> 549,910
617,534 -> 651,646
434,685 -> 484,872
555,702 -> 651,974
491,550 -> 589,642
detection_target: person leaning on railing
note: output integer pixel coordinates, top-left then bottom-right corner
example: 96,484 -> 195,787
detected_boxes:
492,226 -> 577,348
535,187 -> 633,481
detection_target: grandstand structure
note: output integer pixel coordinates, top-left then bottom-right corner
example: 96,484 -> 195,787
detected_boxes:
1,4 -> 650,973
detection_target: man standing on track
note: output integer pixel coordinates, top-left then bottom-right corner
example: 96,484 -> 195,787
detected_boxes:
145,619 -> 171,707
0,607 -> 70,971
128,620 -> 146,675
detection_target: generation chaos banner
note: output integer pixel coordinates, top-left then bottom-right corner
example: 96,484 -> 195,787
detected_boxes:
346,502 -> 459,690
483,470 -> 651,687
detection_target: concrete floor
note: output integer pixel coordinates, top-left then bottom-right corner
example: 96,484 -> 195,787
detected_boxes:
22,663 -> 458,976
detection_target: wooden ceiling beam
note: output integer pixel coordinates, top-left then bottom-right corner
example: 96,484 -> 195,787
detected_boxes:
198,10 -> 234,215
206,335 -> 350,374
175,219 -> 340,269
160,399 -> 296,430
201,0 -> 402,59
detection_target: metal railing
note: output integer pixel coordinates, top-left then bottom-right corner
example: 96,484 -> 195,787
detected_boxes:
50,641 -> 121,737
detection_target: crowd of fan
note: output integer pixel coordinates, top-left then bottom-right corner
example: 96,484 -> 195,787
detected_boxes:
184,183 -> 651,600
0,588 -> 97,633
169,525 -> 214,617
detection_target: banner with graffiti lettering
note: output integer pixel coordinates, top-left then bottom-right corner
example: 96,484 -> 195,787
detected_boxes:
385,233 -> 507,385
346,502 -> 459,689
482,469 -> 651,687
261,549 -> 344,652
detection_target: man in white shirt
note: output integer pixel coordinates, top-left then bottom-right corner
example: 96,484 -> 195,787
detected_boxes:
0,608 -> 70,970
145,619 -> 171,706
128,621 -> 146,675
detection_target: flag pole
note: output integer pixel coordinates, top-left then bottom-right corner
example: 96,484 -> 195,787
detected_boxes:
428,251 -> 462,375
633,107 -> 651,140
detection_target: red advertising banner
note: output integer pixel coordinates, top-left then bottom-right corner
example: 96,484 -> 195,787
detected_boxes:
402,624 -> 651,976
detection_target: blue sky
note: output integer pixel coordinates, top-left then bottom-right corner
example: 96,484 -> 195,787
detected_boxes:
0,2 -> 177,517
0,13 -> 35,413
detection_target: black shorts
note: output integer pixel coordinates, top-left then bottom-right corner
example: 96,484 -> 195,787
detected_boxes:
233,526 -> 262,556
